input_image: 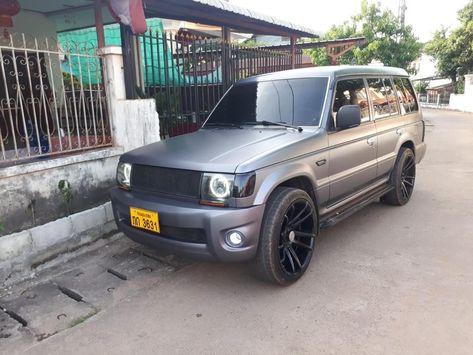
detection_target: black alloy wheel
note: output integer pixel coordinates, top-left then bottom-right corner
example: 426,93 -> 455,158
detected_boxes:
278,200 -> 316,276
255,187 -> 318,285
382,147 -> 416,206
400,153 -> 416,202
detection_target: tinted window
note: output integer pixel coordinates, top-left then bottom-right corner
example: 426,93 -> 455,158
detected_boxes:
333,79 -> 370,124
367,78 -> 390,119
401,78 -> 419,113
206,78 -> 329,126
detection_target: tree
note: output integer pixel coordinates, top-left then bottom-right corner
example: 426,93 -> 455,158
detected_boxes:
425,0 -> 473,92
307,22 -> 357,66
307,0 -> 422,71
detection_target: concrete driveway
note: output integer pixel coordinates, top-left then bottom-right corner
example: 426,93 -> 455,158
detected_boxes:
3,109 -> 473,354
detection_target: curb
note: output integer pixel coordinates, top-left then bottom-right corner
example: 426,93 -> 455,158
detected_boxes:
0,202 -> 117,285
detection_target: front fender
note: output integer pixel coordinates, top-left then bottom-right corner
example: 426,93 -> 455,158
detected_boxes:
252,161 -> 323,206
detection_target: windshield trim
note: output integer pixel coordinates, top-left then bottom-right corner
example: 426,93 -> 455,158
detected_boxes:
202,76 -> 331,130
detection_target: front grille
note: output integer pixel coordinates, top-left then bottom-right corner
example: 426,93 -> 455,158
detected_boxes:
131,165 -> 202,198
124,219 -> 206,244
159,225 -> 206,244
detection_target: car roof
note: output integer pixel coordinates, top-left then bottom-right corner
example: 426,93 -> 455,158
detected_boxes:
236,65 -> 409,85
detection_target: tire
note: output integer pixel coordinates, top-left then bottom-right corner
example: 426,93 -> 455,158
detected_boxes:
382,147 -> 416,206
255,187 -> 318,286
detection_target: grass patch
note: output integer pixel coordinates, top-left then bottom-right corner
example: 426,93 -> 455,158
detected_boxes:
68,309 -> 99,328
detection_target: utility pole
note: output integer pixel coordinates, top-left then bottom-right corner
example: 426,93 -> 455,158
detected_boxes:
398,0 -> 407,27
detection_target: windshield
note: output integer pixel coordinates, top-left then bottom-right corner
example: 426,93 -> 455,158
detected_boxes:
205,77 -> 329,127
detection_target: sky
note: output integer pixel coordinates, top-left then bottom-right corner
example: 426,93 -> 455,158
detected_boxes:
230,0 -> 470,42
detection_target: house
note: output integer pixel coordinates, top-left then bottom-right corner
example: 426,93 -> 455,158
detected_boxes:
426,79 -> 454,104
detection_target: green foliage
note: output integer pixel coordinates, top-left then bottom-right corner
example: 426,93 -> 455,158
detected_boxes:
414,81 -> 428,94
306,22 -> 357,66
58,179 -> 73,215
238,40 -> 268,48
0,222 -> 4,236
425,0 -> 473,91
307,0 -> 422,71
62,72 -> 80,88
455,76 -> 465,94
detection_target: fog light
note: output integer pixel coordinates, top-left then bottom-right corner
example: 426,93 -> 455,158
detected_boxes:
225,231 -> 244,248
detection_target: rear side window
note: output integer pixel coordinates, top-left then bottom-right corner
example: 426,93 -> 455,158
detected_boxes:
394,77 -> 410,114
367,78 -> 391,119
383,78 -> 400,116
332,79 -> 370,124
400,78 -> 419,113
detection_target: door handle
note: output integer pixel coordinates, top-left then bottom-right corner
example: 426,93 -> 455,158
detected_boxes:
367,137 -> 375,146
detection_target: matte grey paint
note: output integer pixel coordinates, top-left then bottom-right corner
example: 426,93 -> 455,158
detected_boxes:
111,189 -> 265,261
112,66 -> 427,262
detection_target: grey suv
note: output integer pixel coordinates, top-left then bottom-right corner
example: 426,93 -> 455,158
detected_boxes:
111,66 -> 426,285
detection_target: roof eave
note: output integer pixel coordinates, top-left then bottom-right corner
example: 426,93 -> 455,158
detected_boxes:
144,0 -> 320,38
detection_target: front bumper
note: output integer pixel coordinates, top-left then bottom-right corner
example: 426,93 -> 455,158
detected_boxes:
110,188 -> 265,262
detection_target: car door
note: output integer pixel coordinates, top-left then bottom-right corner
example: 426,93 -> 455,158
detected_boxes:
369,77 -> 406,178
327,78 -> 377,204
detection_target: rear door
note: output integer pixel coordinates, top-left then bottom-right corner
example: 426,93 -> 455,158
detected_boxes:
368,77 -> 406,178
327,78 -> 377,204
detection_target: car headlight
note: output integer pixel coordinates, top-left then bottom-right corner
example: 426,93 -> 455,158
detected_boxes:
117,162 -> 132,190
201,172 -> 256,206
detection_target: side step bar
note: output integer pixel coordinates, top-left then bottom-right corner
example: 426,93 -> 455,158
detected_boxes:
319,185 -> 393,229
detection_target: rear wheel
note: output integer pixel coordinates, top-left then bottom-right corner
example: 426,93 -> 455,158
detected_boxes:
382,147 -> 416,206
255,187 -> 318,286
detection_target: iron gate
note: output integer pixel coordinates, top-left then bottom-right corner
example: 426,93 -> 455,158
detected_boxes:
134,31 -> 303,139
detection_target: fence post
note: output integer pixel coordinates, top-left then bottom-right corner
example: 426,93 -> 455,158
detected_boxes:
222,26 -> 232,89
290,36 -> 297,69
120,24 -> 138,99
100,46 -> 126,103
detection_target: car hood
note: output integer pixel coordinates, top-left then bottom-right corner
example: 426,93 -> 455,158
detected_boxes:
121,128 -> 321,173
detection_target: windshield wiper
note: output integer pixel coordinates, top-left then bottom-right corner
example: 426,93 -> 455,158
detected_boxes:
203,122 -> 243,129
243,121 -> 303,132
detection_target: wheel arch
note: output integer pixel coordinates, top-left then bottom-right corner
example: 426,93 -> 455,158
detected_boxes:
253,163 -> 320,213
277,176 -> 318,208
394,132 -> 416,159
400,140 -> 415,156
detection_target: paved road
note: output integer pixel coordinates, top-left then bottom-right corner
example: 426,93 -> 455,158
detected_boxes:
4,109 -> 473,354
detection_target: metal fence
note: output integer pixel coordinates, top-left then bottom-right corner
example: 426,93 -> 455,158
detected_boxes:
0,33 -> 110,166
418,93 -> 451,107
135,31 -> 303,139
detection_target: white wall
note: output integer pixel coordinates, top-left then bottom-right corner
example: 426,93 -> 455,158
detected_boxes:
49,5 -> 115,33
450,74 -> 473,113
0,148 -> 122,235
10,10 -> 56,40
101,46 -> 161,152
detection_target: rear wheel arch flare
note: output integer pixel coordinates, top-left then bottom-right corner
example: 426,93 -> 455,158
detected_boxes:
400,140 -> 415,156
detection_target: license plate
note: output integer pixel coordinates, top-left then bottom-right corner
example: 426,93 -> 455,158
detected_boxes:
129,207 -> 160,234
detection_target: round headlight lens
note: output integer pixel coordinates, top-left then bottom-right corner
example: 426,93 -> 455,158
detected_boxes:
209,174 -> 231,199
117,162 -> 132,188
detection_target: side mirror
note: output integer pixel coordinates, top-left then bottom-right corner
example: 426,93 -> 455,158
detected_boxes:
336,105 -> 361,130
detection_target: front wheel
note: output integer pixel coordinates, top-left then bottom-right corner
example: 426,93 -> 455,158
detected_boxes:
382,147 -> 416,206
255,187 -> 318,286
